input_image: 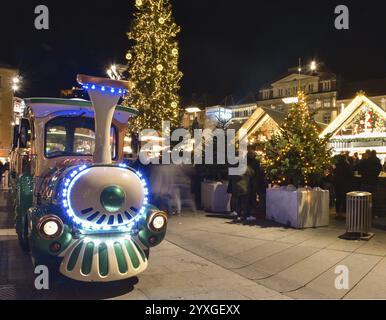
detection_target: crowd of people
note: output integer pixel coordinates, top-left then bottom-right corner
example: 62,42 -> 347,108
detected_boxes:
331,150 -> 383,218
226,148 -> 385,224
126,148 -> 384,222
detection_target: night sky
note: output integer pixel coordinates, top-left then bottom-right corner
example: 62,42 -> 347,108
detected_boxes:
2,0 -> 386,104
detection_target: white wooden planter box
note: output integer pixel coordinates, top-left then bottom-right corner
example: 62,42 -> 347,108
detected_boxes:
201,181 -> 231,213
266,187 -> 330,229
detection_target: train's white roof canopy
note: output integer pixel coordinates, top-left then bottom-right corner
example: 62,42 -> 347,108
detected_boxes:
24,98 -> 138,124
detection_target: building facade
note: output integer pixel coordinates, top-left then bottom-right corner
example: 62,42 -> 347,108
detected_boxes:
0,66 -> 17,161
182,63 -> 386,142
257,66 -> 339,124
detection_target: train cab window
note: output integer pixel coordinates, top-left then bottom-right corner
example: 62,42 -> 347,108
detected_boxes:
19,119 -> 32,149
12,125 -> 19,149
45,116 -> 117,159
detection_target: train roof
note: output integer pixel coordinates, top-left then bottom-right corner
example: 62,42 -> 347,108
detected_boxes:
23,98 -> 139,124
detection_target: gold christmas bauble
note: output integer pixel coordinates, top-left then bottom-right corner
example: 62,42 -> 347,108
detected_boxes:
126,53 -> 132,60
171,101 -> 177,108
159,17 -> 165,24
136,0 -> 143,6
156,64 -> 164,71
172,48 -> 178,56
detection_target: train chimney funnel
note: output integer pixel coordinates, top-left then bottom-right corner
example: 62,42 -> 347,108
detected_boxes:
77,74 -> 131,165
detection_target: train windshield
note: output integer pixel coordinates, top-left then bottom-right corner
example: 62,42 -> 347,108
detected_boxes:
45,116 -> 117,159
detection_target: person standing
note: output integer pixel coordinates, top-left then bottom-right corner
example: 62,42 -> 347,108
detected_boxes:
246,145 -> 267,218
246,146 -> 259,221
333,155 -> 353,218
227,165 -> 254,223
353,152 -> 360,170
359,150 -> 382,193
3,162 -> 10,189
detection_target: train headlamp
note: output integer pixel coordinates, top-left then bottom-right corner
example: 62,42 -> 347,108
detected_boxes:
149,212 -> 168,232
37,216 -> 64,240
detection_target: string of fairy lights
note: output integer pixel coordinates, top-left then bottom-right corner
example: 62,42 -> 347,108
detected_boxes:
263,91 -> 332,187
125,0 -> 183,132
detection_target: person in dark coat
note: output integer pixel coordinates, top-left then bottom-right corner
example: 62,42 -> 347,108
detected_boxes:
333,155 -> 354,217
359,150 -> 382,193
353,152 -> 360,170
246,147 -> 259,219
227,164 -> 255,223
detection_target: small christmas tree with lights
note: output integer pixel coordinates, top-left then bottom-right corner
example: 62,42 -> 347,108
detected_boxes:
125,0 -> 183,132
263,91 -> 332,187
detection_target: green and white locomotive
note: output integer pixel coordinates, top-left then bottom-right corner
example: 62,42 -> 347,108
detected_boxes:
11,75 -> 167,282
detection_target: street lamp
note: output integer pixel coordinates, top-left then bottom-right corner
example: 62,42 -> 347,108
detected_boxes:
310,60 -> 317,72
106,64 -> 121,80
11,75 -> 22,92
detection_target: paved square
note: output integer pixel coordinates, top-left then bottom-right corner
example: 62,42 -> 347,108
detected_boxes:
1,190 -> 386,300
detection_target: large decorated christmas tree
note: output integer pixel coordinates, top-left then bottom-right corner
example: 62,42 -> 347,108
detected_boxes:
125,0 -> 183,131
263,91 -> 332,187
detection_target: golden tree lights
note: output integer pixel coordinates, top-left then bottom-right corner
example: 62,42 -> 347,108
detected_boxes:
125,0 -> 183,132
263,91 -> 332,187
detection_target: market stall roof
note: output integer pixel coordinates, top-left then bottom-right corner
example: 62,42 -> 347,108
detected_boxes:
320,93 -> 386,138
237,106 -> 284,142
237,106 -> 326,143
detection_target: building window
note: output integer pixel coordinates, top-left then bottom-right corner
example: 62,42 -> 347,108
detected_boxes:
322,81 -> 331,92
308,84 -> 314,93
244,110 -> 248,117
324,99 -> 331,108
323,113 -> 331,124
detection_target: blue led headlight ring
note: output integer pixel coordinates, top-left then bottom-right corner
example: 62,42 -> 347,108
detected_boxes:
61,164 -> 149,232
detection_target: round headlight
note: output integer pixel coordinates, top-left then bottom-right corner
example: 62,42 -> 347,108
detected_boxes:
149,212 -> 168,232
37,216 -> 64,240
43,221 -> 59,236
153,216 -> 166,230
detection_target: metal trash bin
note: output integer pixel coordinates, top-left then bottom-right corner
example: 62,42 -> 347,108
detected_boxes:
345,192 -> 373,240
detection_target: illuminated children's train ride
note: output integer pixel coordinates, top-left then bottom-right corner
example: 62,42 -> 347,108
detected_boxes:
11,75 -> 168,282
